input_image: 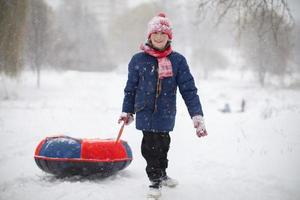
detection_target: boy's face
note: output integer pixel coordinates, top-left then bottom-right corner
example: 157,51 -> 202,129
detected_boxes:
150,32 -> 169,50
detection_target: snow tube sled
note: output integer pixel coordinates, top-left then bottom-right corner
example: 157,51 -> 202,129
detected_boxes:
34,136 -> 132,177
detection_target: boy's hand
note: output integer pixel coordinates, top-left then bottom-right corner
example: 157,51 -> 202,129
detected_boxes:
192,115 -> 208,137
118,112 -> 134,125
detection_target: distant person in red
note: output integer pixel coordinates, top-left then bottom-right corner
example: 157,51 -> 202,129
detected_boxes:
118,13 -> 207,199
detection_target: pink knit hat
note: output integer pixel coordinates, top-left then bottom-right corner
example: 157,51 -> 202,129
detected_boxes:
147,13 -> 172,40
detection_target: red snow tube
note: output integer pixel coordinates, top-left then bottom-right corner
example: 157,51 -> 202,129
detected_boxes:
34,136 -> 132,177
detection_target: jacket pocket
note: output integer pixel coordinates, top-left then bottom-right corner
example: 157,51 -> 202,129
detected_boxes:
161,93 -> 177,112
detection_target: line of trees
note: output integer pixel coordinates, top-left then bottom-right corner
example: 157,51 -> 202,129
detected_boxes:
240,9 -> 293,86
1,0 -> 117,87
50,0 -> 115,72
0,0 -> 298,88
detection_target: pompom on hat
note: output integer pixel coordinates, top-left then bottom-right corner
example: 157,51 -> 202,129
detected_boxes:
147,13 -> 173,40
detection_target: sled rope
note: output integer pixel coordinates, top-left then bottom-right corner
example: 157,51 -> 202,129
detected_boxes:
115,122 -> 125,144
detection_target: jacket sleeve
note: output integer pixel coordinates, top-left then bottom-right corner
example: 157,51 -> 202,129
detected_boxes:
176,56 -> 204,118
122,56 -> 139,114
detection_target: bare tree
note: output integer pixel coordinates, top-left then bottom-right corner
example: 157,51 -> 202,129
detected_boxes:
197,0 -> 294,43
293,22 -> 300,72
240,9 -> 293,86
25,0 -> 50,88
49,0 -> 114,72
196,0 -> 295,86
0,0 -> 28,77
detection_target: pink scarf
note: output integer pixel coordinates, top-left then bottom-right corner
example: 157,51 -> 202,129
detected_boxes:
140,43 -> 173,79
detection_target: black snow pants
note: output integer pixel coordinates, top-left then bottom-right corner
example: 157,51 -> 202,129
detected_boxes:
141,131 -> 171,183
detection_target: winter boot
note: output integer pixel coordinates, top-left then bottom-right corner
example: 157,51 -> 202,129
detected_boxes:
147,181 -> 162,200
161,176 -> 178,188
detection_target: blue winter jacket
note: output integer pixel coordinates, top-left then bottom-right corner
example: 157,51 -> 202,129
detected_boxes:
122,51 -> 203,132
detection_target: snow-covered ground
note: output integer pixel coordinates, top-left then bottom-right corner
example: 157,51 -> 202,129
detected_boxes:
0,69 -> 299,200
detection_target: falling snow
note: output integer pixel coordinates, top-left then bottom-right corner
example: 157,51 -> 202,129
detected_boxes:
0,69 -> 299,200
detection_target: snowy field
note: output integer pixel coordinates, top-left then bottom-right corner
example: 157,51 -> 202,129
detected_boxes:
0,69 -> 300,200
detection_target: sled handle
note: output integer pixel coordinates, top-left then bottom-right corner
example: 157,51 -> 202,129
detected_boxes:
115,122 -> 125,144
